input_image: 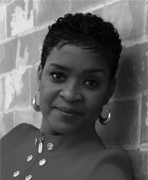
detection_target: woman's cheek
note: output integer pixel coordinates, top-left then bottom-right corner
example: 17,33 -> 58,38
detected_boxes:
40,85 -> 59,108
87,93 -> 105,114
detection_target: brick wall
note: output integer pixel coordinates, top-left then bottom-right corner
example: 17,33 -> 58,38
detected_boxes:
0,0 -> 147,179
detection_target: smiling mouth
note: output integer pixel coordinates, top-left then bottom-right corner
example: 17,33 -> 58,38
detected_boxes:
55,107 -> 82,117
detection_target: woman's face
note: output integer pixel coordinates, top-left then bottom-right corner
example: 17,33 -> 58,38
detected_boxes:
38,45 -> 115,135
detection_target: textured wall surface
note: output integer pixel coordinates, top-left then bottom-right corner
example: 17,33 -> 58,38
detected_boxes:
0,0 -> 148,180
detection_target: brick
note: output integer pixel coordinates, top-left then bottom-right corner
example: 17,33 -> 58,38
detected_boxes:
15,108 -> 42,129
34,0 -> 70,26
96,99 -> 139,146
0,5 -> 6,40
0,111 -> 15,138
18,28 -> 47,66
4,68 -> 31,110
30,66 -> 38,102
128,0 -> 146,39
7,0 -> 34,37
0,38 -> 17,74
0,77 -> 4,112
146,3 -> 148,35
71,0 -> 104,12
114,43 -> 148,96
128,150 -> 148,180
141,93 -> 148,144
0,113 -> 3,139
93,0 -> 145,40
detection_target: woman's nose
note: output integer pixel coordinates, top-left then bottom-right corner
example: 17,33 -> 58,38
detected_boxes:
59,82 -> 83,102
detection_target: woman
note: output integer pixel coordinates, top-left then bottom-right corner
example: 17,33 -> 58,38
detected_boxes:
1,13 -> 132,180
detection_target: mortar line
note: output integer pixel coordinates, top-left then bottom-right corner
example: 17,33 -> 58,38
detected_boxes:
1,105 -> 34,115
28,66 -> 32,106
13,106 -> 16,127
110,93 -> 143,102
0,65 -> 33,78
0,21 -> 49,45
137,93 -> 142,147
122,35 -> 148,47
4,3 -> 7,39
139,143 -> 148,151
82,0 -> 122,13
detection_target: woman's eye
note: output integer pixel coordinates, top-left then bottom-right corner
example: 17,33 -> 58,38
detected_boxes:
50,72 -> 65,81
85,80 -> 99,89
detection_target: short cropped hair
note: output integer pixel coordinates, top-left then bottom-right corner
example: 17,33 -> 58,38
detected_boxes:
41,13 -> 122,79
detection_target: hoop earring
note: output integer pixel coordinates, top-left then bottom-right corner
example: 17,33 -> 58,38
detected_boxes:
32,91 -> 40,112
99,104 -> 111,125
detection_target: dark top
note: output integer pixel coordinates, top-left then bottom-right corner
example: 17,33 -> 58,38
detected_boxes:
1,123 -> 132,180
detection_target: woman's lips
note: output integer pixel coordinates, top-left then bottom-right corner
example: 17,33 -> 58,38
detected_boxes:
54,107 -> 82,118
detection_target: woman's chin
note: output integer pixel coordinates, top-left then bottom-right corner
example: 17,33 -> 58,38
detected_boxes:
44,115 -> 83,135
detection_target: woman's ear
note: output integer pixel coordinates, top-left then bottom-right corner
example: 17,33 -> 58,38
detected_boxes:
37,64 -> 43,89
104,77 -> 116,104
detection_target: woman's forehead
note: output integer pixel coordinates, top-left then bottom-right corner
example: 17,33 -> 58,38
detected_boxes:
45,45 -> 110,76
47,44 -> 108,65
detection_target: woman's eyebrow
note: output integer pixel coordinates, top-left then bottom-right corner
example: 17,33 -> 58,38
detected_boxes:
49,63 -> 70,71
83,68 -> 105,75
49,62 -> 105,74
